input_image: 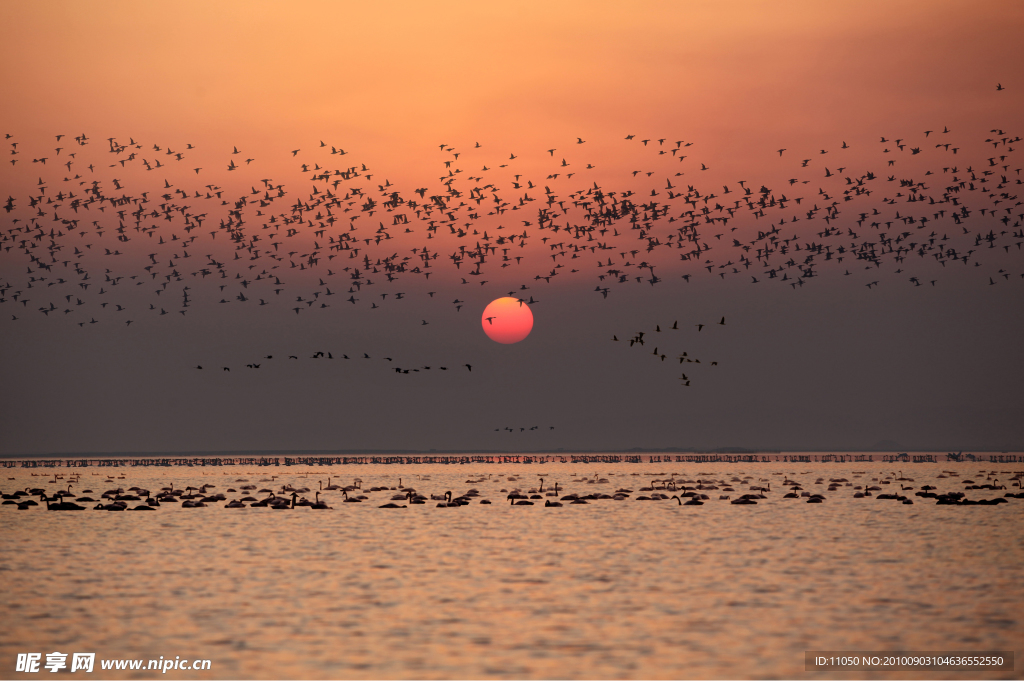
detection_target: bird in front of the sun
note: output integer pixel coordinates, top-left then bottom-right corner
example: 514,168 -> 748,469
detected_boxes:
481,297 -> 533,344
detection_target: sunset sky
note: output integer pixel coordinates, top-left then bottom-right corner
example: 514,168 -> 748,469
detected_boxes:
1,1 -> 1021,455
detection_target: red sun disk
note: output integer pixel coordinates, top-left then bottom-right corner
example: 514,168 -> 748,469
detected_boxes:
481,297 -> 534,344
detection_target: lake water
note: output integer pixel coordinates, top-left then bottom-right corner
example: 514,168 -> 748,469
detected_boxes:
2,457 -> 1022,679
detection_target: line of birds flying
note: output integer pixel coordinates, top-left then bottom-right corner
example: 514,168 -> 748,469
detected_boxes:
193,350 -> 475,374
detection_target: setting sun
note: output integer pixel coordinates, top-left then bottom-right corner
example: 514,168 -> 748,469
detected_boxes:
481,297 -> 534,344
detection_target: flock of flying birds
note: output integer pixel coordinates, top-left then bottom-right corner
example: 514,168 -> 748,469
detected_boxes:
4,467 -> 1021,511
1,118 -> 1021,329
614,316 -> 726,385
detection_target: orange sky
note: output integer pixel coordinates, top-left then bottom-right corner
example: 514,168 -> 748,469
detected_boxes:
2,1 -> 1020,182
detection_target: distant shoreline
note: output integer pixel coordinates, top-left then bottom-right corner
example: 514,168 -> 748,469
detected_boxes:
1,447 -> 1020,459
1,451 -> 1020,468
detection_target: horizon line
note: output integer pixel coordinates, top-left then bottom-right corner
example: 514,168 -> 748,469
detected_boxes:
2,447 -> 1020,459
